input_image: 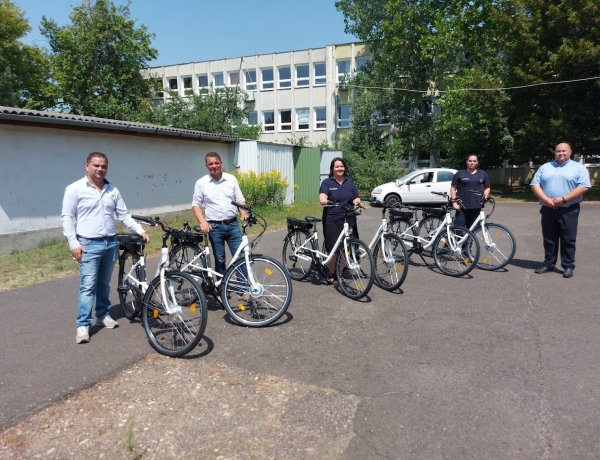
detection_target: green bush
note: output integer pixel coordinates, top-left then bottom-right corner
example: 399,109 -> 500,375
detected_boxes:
234,170 -> 289,207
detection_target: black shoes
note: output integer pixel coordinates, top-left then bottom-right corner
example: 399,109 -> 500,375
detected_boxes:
534,265 -> 574,278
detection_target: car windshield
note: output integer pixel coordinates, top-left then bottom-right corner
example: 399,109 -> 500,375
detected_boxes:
397,172 -> 416,183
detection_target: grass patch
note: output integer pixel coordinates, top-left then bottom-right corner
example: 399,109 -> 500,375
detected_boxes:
0,201 -> 323,292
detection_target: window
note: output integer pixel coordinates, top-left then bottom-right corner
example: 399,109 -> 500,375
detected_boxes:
278,66 -> 291,89
355,56 -> 370,72
314,107 -> 326,130
296,108 -> 309,130
337,59 -> 351,83
213,72 -> 224,88
182,77 -> 192,89
280,110 -> 292,131
437,171 -> 454,182
168,78 -> 178,90
296,64 -> 309,87
263,110 -> 275,132
247,111 -> 258,125
314,62 -> 326,85
245,70 -> 257,91
337,104 -> 351,128
374,110 -> 390,126
198,74 -> 209,89
228,71 -> 239,87
261,68 -> 274,90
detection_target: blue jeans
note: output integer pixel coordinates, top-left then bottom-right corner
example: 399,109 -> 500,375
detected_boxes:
208,222 -> 243,276
76,236 -> 118,327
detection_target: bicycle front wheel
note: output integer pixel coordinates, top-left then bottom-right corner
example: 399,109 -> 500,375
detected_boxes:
433,227 -> 480,277
118,250 -> 143,320
142,270 -> 208,357
335,238 -> 375,300
222,256 -> 292,327
282,230 -> 315,281
472,223 -> 516,270
373,233 -> 409,291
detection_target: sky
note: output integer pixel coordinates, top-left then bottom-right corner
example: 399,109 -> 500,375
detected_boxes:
12,0 -> 357,67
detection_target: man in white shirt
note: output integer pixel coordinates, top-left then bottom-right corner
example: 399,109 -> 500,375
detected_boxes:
62,152 -> 148,344
192,152 -> 248,276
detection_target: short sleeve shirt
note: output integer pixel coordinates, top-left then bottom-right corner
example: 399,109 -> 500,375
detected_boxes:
319,176 -> 359,223
530,159 -> 591,207
451,169 -> 491,209
192,172 -> 245,220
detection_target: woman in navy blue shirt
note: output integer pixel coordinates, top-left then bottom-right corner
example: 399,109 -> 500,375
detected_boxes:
319,157 -> 361,283
450,154 -> 491,228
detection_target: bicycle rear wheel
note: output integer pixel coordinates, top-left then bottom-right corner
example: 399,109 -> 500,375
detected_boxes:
433,227 -> 480,277
282,229 -> 315,281
142,270 -> 207,357
472,223 -> 516,270
335,238 -> 375,300
169,242 -> 213,292
222,255 -> 292,327
373,233 -> 409,291
117,250 -> 143,320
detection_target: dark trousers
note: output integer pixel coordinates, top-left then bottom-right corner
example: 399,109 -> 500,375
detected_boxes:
540,204 -> 580,269
454,208 -> 480,230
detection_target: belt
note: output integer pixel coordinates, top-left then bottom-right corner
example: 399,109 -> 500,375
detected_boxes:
77,235 -> 116,240
207,217 -> 237,225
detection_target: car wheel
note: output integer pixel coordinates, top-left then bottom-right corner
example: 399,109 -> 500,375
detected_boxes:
384,193 -> 401,208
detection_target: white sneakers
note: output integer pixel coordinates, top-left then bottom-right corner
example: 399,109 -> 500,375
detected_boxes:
97,315 -> 119,329
76,316 -> 119,344
76,326 -> 89,344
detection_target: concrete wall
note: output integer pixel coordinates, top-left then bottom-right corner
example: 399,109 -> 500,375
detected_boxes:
0,124 -> 233,254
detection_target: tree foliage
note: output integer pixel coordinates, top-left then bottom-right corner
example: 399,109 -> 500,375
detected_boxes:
502,0 -> 600,162
0,0 -> 51,107
337,0 -> 599,169
143,88 -> 260,139
40,0 -> 157,118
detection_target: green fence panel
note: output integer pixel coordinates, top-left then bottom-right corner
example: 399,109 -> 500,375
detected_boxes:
293,147 -> 321,202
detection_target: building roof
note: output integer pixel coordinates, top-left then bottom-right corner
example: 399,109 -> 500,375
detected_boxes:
0,106 -> 238,143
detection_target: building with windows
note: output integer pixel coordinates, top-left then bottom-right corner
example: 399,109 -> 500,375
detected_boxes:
143,42 -> 370,147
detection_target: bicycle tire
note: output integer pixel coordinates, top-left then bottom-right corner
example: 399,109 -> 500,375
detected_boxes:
142,270 -> 207,357
117,250 -> 143,320
282,229 -> 316,281
169,242 -> 213,292
221,255 -> 292,327
417,214 -> 444,257
335,238 -> 375,300
472,223 -> 516,270
373,233 -> 409,291
433,227 -> 480,277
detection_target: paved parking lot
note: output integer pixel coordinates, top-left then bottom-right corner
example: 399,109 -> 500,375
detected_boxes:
1,202 -> 599,458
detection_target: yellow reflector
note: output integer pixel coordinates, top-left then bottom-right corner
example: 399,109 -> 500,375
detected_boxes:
265,268 -> 273,275
463,258 -> 470,264
239,305 -> 246,311
482,258 -> 489,264
395,263 -> 404,270
153,308 -> 159,318
495,231 -> 501,236
190,303 -> 196,313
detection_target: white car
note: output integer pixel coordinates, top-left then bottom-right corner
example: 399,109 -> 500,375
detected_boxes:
370,168 -> 458,207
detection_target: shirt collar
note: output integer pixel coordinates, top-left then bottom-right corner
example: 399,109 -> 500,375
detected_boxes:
552,159 -> 570,167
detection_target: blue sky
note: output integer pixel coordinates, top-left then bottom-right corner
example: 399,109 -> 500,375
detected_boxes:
12,0 -> 356,67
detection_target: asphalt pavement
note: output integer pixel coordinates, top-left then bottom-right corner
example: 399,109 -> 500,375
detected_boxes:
1,202 -> 599,458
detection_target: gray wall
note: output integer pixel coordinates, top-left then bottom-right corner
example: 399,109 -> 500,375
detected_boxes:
0,124 -> 234,254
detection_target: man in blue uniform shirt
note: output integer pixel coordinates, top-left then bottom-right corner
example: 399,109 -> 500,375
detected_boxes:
530,142 -> 590,278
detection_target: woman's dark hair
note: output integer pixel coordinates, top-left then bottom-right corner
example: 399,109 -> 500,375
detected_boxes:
329,157 -> 348,177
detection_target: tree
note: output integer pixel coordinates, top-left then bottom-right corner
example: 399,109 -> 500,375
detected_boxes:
502,0 -> 600,162
145,88 -> 260,139
0,0 -> 51,108
40,0 -> 157,119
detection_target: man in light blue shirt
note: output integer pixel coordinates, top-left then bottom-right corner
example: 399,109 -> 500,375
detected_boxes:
62,152 -> 148,343
530,142 -> 590,278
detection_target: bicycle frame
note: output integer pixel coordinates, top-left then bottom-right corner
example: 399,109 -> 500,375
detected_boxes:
292,219 -> 357,268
